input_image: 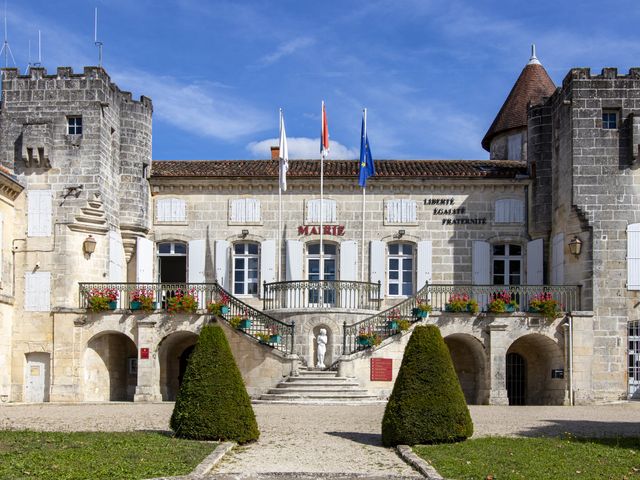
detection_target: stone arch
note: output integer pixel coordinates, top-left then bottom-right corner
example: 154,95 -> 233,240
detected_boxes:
83,331 -> 137,401
506,333 -> 566,405
158,331 -> 199,400
444,333 -> 488,405
300,316 -> 341,369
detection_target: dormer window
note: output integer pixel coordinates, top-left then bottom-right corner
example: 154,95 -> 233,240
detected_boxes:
602,111 -> 618,130
67,116 -> 82,135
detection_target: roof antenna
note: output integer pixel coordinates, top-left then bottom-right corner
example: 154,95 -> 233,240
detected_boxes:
94,7 -> 103,67
0,1 -> 16,69
26,30 -> 42,73
528,43 -> 540,65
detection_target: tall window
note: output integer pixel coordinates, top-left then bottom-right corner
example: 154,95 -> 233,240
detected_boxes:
233,243 -> 259,295
307,242 -> 337,305
157,242 -> 187,283
67,116 -> 82,135
493,244 -> 522,285
388,243 -> 414,296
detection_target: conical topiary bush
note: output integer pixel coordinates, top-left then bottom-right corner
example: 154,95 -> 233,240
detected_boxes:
381,325 -> 473,446
170,322 -> 259,443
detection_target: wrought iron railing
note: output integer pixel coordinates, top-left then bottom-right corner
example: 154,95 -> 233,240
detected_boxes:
263,280 -> 382,311
426,284 -> 581,313
78,282 -> 295,354
342,282 -> 430,355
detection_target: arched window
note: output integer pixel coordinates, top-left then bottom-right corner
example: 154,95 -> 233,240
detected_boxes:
157,241 -> 187,283
492,243 -> 522,285
233,242 -> 259,295
388,242 -> 414,296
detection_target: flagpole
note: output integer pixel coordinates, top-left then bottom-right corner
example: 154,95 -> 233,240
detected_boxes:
278,108 -> 283,282
361,111 -> 367,282
320,101 -> 324,290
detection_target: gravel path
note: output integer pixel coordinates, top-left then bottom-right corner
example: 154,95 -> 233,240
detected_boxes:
2,402 -> 640,476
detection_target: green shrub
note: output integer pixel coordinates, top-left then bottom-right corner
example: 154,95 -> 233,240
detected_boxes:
170,323 -> 259,443
381,325 -> 473,446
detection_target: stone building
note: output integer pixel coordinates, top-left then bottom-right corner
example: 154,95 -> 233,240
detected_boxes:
0,49 -> 638,405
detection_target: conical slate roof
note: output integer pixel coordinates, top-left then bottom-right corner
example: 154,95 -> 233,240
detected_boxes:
481,52 -> 556,152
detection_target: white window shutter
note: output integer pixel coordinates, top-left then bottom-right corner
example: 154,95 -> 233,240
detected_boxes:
230,199 -> 238,222
215,240 -> 230,289
108,231 -> 125,283
25,271 -> 50,312
339,241 -> 358,281
551,233 -> 565,285
526,238 -> 544,285
628,224 -> 640,290
260,239 -> 276,298
249,199 -> 261,222
28,190 -> 52,237
417,240 -> 432,289
325,200 -> 336,222
472,241 -> 490,285
188,239 -> 206,283
495,199 -> 524,223
370,240 -> 385,299
508,133 -> 522,160
386,199 -> 416,223
0,212 -> 4,283
176,199 -> 186,221
136,237 -> 154,283
285,240 -> 303,280
156,199 -> 167,222
407,200 -> 417,223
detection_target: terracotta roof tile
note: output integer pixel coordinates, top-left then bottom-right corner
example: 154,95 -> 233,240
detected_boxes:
151,159 -> 527,180
482,62 -> 556,151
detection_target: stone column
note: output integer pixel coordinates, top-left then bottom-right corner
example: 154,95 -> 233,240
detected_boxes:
561,323 -> 572,405
487,323 -> 509,405
134,319 -> 161,402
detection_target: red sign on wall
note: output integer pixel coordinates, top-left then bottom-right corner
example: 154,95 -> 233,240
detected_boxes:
298,225 -> 345,236
370,358 -> 393,381
140,348 -> 149,360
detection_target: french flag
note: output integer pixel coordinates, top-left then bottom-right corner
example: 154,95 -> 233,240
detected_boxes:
320,101 -> 329,159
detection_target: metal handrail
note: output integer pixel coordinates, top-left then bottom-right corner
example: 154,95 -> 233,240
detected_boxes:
342,282 -> 431,355
263,279 -> 382,311
78,282 -> 295,354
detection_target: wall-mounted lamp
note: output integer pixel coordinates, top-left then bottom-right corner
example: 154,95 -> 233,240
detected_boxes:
397,229 -> 405,238
83,234 -> 97,255
241,229 -> 249,239
568,235 -> 582,257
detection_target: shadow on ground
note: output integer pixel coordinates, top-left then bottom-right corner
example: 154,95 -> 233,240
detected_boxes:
510,420 -> 640,440
325,431 -> 382,446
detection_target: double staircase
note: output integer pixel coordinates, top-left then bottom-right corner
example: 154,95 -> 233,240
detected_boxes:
258,368 -> 380,404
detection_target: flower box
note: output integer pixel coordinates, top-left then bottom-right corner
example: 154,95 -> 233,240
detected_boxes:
239,319 -> 252,329
269,334 -> 282,343
387,320 -> 399,330
221,305 -> 230,314
505,304 -> 516,313
412,308 -> 429,318
108,301 -> 117,310
529,306 -> 540,314
358,336 -> 372,346
130,301 -> 141,311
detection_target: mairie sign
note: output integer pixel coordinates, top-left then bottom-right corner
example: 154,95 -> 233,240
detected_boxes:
298,225 -> 346,236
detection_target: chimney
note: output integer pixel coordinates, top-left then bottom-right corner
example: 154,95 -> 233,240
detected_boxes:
271,146 -> 280,160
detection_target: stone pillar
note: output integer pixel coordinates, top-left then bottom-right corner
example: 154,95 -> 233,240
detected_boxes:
134,319 -> 161,402
487,324 -> 509,405
561,323 -> 572,405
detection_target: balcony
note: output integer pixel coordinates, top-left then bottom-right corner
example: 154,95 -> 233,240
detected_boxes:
262,280 -> 382,312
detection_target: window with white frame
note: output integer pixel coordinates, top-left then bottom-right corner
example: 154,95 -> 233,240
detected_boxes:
492,244 -> 522,285
155,198 -> 186,223
67,116 -> 82,135
230,198 -> 261,224
602,110 -> 618,130
388,242 -> 414,296
386,199 -> 417,224
233,242 -> 259,295
306,199 -> 337,223
494,199 -> 524,223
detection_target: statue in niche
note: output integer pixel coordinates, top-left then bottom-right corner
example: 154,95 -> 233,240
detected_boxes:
316,328 -> 328,369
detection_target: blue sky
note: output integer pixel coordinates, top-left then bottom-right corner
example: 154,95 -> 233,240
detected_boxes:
6,1 -> 640,160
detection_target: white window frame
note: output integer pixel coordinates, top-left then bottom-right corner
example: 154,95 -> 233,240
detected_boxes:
492,243 -> 522,286
387,242 -> 415,297
67,116 -> 82,135
305,199 -> 337,224
155,198 -> 186,223
232,242 -> 260,296
602,110 -> 618,130
384,199 -> 418,225
229,198 -> 262,225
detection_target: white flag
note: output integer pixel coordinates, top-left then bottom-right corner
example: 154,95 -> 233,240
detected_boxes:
279,110 -> 289,192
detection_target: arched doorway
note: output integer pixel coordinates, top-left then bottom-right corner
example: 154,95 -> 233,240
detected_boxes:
506,334 -> 566,405
84,331 -> 137,401
159,331 -> 198,400
444,334 -> 487,404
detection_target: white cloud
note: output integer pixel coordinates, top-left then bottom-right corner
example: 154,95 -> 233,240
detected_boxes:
114,70 -> 271,141
247,137 -> 358,159
259,37 -> 315,66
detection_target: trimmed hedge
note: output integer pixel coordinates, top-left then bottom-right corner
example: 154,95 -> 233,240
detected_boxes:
170,323 -> 259,443
381,325 -> 473,446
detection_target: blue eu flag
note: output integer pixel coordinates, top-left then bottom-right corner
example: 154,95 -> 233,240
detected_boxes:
358,114 -> 374,188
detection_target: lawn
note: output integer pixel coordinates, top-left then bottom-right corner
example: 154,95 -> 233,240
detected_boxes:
0,430 -> 216,480
413,436 -> 640,480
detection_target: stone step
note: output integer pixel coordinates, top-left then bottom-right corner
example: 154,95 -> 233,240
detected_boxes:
286,376 -> 351,383
297,370 -> 338,376
259,392 -> 378,401
268,387 -> 369,394
277,381 -> 361,388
